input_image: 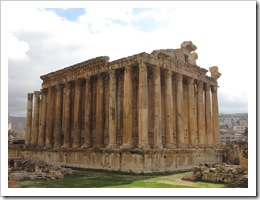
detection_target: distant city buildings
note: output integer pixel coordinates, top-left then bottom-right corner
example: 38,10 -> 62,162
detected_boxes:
219,113 -> 248,144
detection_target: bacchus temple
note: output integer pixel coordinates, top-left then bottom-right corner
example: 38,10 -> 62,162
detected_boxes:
9,41 -> 224,173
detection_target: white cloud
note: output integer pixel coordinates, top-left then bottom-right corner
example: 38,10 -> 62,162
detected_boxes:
8,33 -> 30,60
2,1 -> 255,116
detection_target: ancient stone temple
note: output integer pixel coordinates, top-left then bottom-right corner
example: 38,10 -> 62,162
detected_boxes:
9,41 -> 224,173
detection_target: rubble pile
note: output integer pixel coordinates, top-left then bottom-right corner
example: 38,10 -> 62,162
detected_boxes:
8,157 -> 73,181
182,163 -> 248,187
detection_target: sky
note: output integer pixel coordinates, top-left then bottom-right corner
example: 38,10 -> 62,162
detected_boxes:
2,1 -> 256,117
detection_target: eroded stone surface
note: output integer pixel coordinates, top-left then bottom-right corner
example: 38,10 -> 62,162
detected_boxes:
8,158 -> 72,181
182,163 -> 247,187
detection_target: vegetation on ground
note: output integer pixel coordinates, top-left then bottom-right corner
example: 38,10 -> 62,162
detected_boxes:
9,168 -> 233,188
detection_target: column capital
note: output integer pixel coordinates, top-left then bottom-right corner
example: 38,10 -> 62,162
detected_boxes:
211,85 -> 218,93
109,69 -> 116,77
34,91 -> 41,99
187,77 -> 194,85
41,88 -> 48,94
153,66 -> 160,76
124,65 -> 132,73
164,69 -> 172,79
205,83 -> 211,91
138,62 -> 147,71
197,80 -> 204,88
56,84 -> 62,91
28,93 -> 34,99
176,73 -> 183,81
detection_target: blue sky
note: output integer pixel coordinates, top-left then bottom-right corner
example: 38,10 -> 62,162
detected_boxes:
45,8 -> 85,21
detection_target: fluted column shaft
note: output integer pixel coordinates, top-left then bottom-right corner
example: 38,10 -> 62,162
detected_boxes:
25,93 -> 33,145
122,66 -> 133,148
205,83 -> 213,145
197,81 -> 205,146
45,87 -> 54,147
73,79 -> 82,148
62,82 -> 71,148
164,69 -> 174,148
54,84 -> 63,148
138,62 -> 149,149
31,91 -> 40,145
153,66 -> 163,148
107,70 -> 117,148
211,85 -> 220,145
188,78 -> 197,146
82,77 -> 92,148
38,90 -> 47,146
95,74 -> 104,148
176,74 -> 184,147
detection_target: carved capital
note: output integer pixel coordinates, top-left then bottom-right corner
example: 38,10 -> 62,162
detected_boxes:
56,84 -> 62,91
211,85 -> 218,93
176,73 -> 183,82
124,65 -> 132,74
109,69 -> 116,78
187,77 -> 194,85
197,80 -> 204,89
205,83 -> 211,91
27,93 -> 34,100
164,69 -> 172,79
138,62 -> 147,72
153,66 -> 160,77
34,91 -> 41,97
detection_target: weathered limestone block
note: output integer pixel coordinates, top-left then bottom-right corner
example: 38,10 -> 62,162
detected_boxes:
181,41 -> 197,52
209,66 -> 221,80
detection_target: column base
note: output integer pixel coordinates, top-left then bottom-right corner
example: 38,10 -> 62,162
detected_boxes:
106,144 -> 117,149
153,143 -> 164,149
72,144 -> 81,149
61,144 -> 71,149
138,143 -> 150,150
81,144 -> 91,149
120,144 -> 133,149
165,143 -> 174,148
53,145 -> 61,150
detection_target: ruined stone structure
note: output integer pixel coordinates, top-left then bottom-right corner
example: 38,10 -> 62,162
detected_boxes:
9,41 -> 223,173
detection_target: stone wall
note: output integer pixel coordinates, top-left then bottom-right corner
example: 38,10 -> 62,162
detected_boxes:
9,146 -> 223,174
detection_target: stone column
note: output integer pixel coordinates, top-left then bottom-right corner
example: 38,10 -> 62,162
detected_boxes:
38,89 -> 47,146
121,66 -> 133,148
197,80 -> 206,146
187,78 -> 197,146
82,77 -> 92,148
107,70 -> 117,148
211,85 -> 220,145
153,66 -> 163,148
25,93 -> 33,145
164,69 -> 174,148
73,79 -> 82,148
31,91 -> 40,145
95,74 -> 104,148
62,81 -> 71,148
54,84 -> 63,148
176,73 -> 184,147
138,62 -> 149,149
45,87 -> 54,148
205,83 -> 213,145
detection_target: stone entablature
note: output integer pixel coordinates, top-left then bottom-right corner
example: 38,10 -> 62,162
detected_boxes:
25,41 -> 221,153
40,51 -> 217,89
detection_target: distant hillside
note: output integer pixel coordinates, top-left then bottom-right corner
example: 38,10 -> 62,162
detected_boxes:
8,116 -> 26,133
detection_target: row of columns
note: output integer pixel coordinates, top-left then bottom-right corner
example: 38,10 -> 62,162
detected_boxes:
25,62 -> 220,149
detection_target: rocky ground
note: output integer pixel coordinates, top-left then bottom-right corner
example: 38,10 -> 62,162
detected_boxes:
182,163 -> 248,187
8,157 -> 73,181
